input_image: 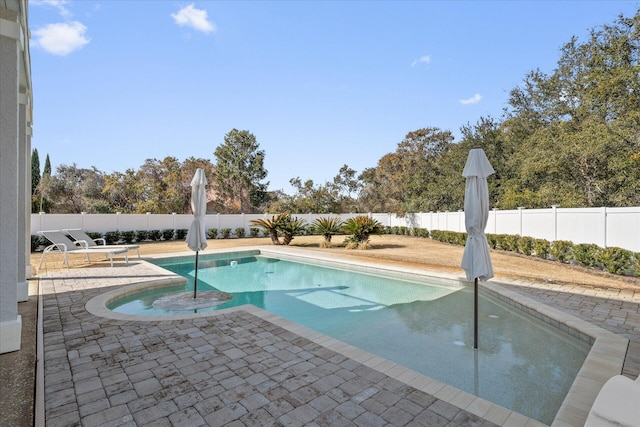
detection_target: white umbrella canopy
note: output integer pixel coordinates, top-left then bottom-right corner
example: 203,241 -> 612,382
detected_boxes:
185,168 -> 207,298
461,148 -> 495,282
460,148 -> 494,350
186,168 -> 208,252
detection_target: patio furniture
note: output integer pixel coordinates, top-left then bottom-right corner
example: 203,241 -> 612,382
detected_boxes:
584,374 -> 640,426
38,230 -> 129,269
64,228 -> 141,258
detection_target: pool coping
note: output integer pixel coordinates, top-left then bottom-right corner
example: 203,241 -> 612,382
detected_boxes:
85,246 -> 630,427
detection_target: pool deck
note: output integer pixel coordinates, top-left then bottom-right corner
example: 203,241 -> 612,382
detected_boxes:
31,247 -> 640,426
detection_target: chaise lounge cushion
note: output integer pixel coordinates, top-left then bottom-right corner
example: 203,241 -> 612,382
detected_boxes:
584,374 -> 640,427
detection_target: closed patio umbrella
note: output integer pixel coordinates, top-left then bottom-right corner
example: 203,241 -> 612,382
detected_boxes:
185,168 -> 208,298
460,148 -> 494,350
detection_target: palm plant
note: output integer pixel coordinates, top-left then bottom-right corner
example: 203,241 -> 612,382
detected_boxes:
279,215 -> 307,245
341,215 -> 384,249
250,214 -> 285,245
311,216 -> 343,248
250,213 -> 307,245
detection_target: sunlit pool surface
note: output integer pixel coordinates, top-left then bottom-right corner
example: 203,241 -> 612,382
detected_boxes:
110,252 -> 591,424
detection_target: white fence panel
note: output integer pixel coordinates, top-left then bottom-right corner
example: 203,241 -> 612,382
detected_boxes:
31,207 -> 640,252
605,207 -> 640,251
556,208 -> 605,247
521,209 -> 555,242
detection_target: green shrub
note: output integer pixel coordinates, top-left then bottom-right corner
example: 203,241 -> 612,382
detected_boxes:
120,230 -> 136,243
596,247 -> 634,275
632,254 -> 640,277
517,236 -> 535,256
86,231 -> 103,241
500,234 -> 520,252
175,229 -> 188,240
161,229 -> 175,241
31,235 -> 45,252
550,240 -> 573,263
250,227 -> 260,238
207,228 -> 218,239
148,230 -> 161,241
133,230 -> 146,242
430,230 -> 466,246
573,243 -> 600,267
412,227 -> 429,238
486,234 -> 498,249
220,228 -> 232,239
533,239 -> 550,259
105,231 -> 121,244
235,227 -> 246,238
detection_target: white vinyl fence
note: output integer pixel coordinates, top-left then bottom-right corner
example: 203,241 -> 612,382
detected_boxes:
32,206 -> 640,252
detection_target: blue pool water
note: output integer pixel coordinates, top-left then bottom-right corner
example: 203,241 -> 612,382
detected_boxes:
111,252 -> 591,424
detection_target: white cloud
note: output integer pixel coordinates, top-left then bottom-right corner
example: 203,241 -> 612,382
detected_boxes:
33,22 -> 90,56
171,4 -> 216,34
460,93 -> 482,105
31,0 -> 72,18
411,55 -> 431,67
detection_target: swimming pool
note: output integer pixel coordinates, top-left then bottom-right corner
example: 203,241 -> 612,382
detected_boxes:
109,251 -> 591,424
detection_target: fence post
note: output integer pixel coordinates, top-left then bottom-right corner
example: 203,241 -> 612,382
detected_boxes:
116,212 -> 121,232
602,206 -> 608,248
518,207 -> 524,236
172,213 -> 176,233
552,205 -> 558,241
493,208 -> 498,234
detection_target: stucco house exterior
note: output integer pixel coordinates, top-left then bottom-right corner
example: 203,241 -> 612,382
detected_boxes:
0,0 -> 33,354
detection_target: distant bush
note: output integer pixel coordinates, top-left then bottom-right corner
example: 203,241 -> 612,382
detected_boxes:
550,240 -> 573,263
148,230 -> 161,241
161,229 -> 175,241
573,243 -> 600,267
533,239 -> 551,259
120,230 -> 136,243
220,228 -> 232,239
250,227 -> 261,238
31,235 -> 45,252
86,231 -> 103,241
412,227 -> 429,238
105,231 -> 121,245
207,228 -> 218,239
517,236 -> 535,256
596,247 -> 634,275
430,230 -> 466,246
235,227 -> 246,238
133,230 -> 147,242
175,229 -> 188,240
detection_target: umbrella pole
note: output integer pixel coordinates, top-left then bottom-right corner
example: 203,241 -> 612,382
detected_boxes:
473,277 -> 478,350
193,251 -> 199,299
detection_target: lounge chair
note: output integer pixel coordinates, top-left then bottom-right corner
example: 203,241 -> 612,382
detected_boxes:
64,228 -> 141,258
584,374 -> 640,426
38,230 -> 129,269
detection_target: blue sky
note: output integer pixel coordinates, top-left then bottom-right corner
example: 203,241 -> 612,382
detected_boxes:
29,1 -> 639,192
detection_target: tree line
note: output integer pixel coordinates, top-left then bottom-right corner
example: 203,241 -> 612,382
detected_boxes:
32,11 -> 640,215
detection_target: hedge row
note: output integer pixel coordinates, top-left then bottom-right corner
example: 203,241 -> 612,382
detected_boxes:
31,227 -> 266,252
384,227 -> 640,277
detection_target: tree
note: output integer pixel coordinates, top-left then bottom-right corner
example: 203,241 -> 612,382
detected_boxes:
214,129 -> 268,213
36,153 -> 53,213
31,149 -> 41,212
359,127 -> 454,214
502,11 -> 640,207
45,164 -> 107,213
31,149 -> 40,196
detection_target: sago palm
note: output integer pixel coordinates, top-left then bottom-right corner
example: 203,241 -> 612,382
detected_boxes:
311,216 -> 343,247
341,215 -> 384,248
